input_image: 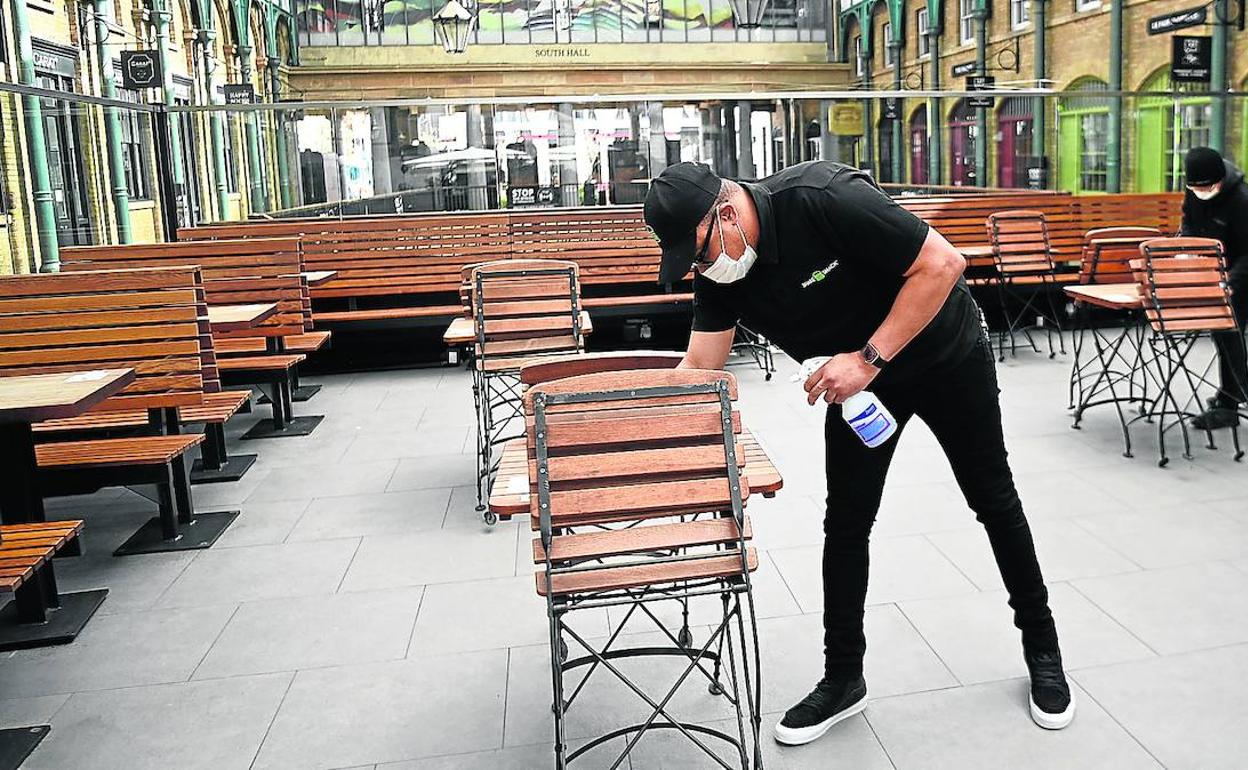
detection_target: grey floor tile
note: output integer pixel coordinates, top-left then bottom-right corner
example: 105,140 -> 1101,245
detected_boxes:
1008,469 -> 1131,520
343,428 -> 471,463
745,494 -> 825,551
340,527 -> 517,592
191,466 -> 275,508
53,533 -> 198,615
0,695 -> 70,727
899,582 -> 1155,686
287,489 -> 452,541
1072,505 -> 1248,569
872,481 -> 981,538
0,606 -> 235,698
927,518 -> 1142,591
621,712 -> 893,770
387,454 -> 479,492
408,575 -> 608,657
246,461 -> 400,503
443,485 -> 496,528
213,499 -> 313,549
1073,643 -> 1248,770
22,673 -> 292,770
378,739 -> 625,770
194,587 -> 425,679
866,678 -> 1161,770
1072,461 -> 1247,508
248,437 -> 355,471
156,539 -> 361,609
1072,561 -> 1248,654
252,651 -> 506,769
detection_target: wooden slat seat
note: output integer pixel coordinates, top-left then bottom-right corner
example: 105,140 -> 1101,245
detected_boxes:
214,331 -> 330,356
177,390 -> 252,423
217,354 -> 305,373
36,434 -> 205,469
0,521 -> 84,593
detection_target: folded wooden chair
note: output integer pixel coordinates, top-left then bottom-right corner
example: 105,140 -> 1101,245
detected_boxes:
526,368 -> 764,769
987,210 -> 1070,361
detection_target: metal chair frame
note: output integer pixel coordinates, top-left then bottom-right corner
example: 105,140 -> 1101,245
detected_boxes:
472,264 -> 583,523
532,379 -> 764,770
730,324 -> 776,381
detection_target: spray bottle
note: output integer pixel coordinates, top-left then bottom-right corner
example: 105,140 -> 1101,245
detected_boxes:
793,356 -> 898,449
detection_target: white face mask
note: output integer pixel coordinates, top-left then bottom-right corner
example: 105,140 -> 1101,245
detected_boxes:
699,208 -> 758,284
1190,184 -> 1221,201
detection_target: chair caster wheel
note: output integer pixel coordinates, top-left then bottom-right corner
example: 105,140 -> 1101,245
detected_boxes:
677,627 -> 693,648
708,681 -> 725,696
764,373 -> 773,382
483,511 -> 498,526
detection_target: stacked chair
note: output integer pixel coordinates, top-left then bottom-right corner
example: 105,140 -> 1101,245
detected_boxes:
1133,237 -> 1248,466
522,366 -> 764,769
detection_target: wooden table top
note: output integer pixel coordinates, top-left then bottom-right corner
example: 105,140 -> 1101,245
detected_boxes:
207,303 -> 279,332
487,426 -> 783,521
0,369 -> 136,424
1064,282 -> 1143,310
443,311 -> 595,346
303,270 -> 338,287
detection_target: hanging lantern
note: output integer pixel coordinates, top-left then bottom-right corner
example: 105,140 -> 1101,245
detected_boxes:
728,0 -> 771,28
433,0 -> 477,54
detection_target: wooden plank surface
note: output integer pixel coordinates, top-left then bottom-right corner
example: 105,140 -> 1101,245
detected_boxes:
1064,284 -> 1143,311
0,369 -> 136,424
207,303 -> 279,332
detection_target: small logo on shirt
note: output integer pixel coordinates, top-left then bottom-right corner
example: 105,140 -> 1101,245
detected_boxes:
801,260 -> 840,289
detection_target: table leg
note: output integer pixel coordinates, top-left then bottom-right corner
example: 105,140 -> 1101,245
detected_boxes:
0,422 -> 44,526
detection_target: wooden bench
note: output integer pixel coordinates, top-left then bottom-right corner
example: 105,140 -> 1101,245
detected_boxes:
60,240 -> 323,438
0,521 -> 89,649
0,267 -> 238,555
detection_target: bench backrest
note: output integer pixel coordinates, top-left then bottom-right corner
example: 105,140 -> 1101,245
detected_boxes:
508,208 -> 662,286
1134,237 -> 1236,334
987,210 -> 1056,275
60,239 -> 307,339
0,267 -> 206,412
523,368 -> 746,533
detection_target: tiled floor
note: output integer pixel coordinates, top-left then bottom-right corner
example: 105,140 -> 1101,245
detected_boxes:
3,343 -> 1247,769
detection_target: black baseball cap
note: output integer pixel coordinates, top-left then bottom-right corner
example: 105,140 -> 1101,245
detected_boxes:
1185,146 -> 1225,187
644,162 -> 723,284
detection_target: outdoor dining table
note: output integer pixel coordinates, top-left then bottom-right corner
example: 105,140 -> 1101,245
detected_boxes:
206,302 -> 279,334
0,369 -> 135,767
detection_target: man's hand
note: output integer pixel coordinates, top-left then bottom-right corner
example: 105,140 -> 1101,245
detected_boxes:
804,352 -> 878,405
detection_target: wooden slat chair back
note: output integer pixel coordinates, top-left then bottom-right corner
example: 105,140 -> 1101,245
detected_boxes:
0,267 -> 205,413
987,210 -> 1057,276
523,368 -> 755,586
519,350 -> 684,386
1133,237 -> 1237,334
60,239 -> 307,340
1080,227 -> 1162,284
471,260 -> 584,373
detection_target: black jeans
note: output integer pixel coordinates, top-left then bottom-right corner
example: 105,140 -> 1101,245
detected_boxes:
822,332 -> 1059,678
1212,280 -> 1248,406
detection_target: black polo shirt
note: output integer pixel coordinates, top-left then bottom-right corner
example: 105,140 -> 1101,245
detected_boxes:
691,161 -> 981,386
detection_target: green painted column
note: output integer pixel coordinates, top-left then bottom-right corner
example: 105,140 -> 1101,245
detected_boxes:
891,41 -> 904,182
8,0 -> 59,270
860,52 -> 875,172
974,1 -> 988,186
91,0 -> 132,243
929,32 -> 943,185
202,28 -> 230,220
269,56 -> 293,210
1033,0 -> 1048,189
238,47 -> 267,214
1210,0 -> 1229,153
1107,0 -> 1123,191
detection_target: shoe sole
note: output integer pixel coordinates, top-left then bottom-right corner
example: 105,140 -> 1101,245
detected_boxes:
773,692 -> 867,746
1030,693 -> 1076,730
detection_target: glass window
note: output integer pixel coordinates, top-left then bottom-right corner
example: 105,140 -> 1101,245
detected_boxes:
854,36 -> 863,76
1079,113 -> 1108,192
1168,102 -> 1213,191
917,8 -> 930,57
224,114 -> 239,194
1011,0 -> 1029,28
959,0 -> 974,43
116,88 -> 151,200
882,22 -> 893,66
1075,0 -> 1100,10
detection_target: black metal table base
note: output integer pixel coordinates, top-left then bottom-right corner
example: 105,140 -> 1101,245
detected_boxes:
0,588 -> 108,651
291,384 -> 321,402
190,453 -> 258,484
113,510 -> 239,556
0,725 -> 50,770
240,415 -> 324,440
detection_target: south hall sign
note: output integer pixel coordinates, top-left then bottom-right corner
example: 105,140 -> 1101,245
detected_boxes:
1147,6 -> 1207,35
533,47 -> 592,58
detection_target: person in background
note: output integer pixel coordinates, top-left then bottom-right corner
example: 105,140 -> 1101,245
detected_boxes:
1180,147 -> 1248,430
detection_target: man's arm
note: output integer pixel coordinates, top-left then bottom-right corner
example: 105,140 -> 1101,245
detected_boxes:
680,329 -> 735,370
805,227 -> 965,405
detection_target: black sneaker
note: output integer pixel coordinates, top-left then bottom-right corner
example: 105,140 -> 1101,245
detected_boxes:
1025,650 -> 1076,730
1191,405 -> 1240,431
773,675 -> 867,746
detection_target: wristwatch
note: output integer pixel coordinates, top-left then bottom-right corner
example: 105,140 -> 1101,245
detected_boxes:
860,342 -> 889,370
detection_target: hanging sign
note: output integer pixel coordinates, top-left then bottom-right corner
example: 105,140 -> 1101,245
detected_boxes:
967,75 -> 995,108
120,50 -> 161,89
1148,6 -> 1207,35
1171,35 -> 1212,83
882,97 -> 901,121
223,84 -> 256,104
951,61 -> 977,78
